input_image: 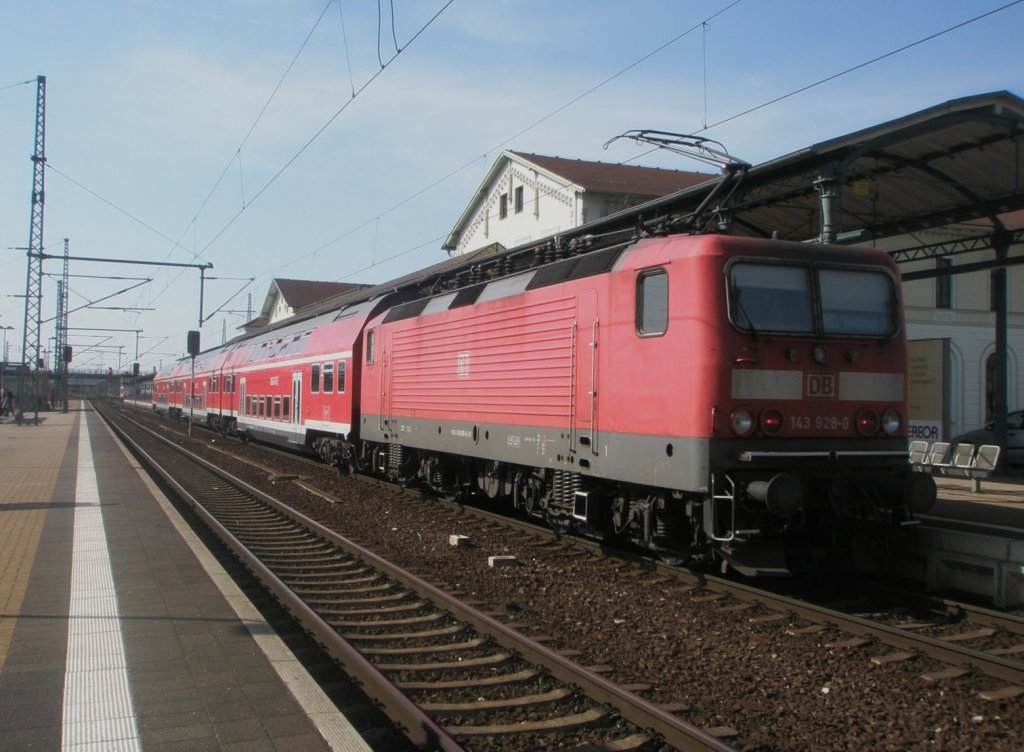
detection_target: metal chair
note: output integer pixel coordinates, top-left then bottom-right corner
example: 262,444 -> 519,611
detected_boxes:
908,440 -> 930,466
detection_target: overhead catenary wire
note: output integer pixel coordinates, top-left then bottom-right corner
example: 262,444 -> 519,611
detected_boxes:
181,0 -> 338,247
702,0 -> 1024,132
31,0 -> 1022,366
259,0 -> 745,281
291,0 -> 1024,282
0,79 -> 35,93
45,163 -> 191,252
141,0 -> 453,316
194,0 -> 455,261
337,0 -> 356,97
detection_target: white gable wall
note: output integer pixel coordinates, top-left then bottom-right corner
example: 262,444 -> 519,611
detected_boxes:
267,290 -> 295,325
453,158 -> 666,256
454,160 -> 579,256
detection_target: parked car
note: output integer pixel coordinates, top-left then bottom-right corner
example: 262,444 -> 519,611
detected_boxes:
951,410 -> 1024,468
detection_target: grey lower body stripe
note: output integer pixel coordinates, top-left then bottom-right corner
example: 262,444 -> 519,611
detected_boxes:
62,404 -> 142,751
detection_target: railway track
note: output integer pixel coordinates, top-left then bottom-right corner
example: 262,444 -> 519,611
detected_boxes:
98,402 -> 735,751
439,501 -> 1024,698
467,505 -> 1024,696
110,401 -> 1024,747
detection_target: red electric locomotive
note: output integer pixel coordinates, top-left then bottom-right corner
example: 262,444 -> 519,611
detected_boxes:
355,233 -> 935,574
154,233 -> 934,575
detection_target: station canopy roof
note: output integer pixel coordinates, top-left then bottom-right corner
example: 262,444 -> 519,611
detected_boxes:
678,90 -> 1024,244
290,90 -> 1024,327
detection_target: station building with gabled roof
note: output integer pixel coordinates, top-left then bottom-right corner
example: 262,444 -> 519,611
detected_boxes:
442,150 -> 714,257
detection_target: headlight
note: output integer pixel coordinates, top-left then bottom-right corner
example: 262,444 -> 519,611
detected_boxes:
881,409 -> 902,435
731,407 -> 755,436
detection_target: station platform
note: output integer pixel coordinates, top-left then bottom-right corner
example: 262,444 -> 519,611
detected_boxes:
928,474 -> 1024,537
0,404 -> 371,751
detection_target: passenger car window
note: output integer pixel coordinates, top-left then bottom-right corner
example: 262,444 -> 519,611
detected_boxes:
323,362 -> 334,393
337,361 -> 346,394
311,364 -> 321,393
636,269 -> 668,336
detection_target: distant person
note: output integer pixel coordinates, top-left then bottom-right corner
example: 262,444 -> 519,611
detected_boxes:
1,389 -> 11,417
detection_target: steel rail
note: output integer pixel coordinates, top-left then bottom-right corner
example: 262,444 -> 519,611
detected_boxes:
100,403 -> 736,752
117,400 -> 1024,688
398,495 -> 1024,685
98,405 -> 464,751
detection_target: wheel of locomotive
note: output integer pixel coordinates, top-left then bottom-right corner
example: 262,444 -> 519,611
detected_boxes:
511,471 -> 526,510
513,470 -> 544,515
349,442 -> 371,475
610,493 -> 632,537
480,460 -> 503,500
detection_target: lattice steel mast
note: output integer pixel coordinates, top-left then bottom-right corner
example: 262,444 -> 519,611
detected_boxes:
20,75 -> 46,421
54,238 -> 70,412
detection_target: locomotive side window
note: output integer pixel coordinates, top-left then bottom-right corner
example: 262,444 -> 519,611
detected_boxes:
337,360 -> 347,393
819,269 -> 897,336
311,364 -> 321,393
323,362 -> 334,393
729,263 -> 814,334
366,330 -> 376,364
636,269 -> 669,336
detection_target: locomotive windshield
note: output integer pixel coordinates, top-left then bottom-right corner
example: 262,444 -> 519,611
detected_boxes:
729,262 -> 897,337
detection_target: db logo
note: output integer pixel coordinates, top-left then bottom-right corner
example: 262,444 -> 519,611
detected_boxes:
456,351 -> 471,378
805,373 -> 836,399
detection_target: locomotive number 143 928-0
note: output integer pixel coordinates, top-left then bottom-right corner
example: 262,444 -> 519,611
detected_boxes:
789,415 -> 851,431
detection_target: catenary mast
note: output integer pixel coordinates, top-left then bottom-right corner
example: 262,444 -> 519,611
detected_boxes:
20,75 -> 46,422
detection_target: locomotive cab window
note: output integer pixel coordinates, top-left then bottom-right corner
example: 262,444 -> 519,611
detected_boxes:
636,269 -> 668,336
730,263 -> 813,334
728,261 -> 898,337
819,269 -> 897,336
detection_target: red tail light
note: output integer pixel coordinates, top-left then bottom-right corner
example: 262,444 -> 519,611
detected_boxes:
855,409 -> 879,436
760,408 -> 784,436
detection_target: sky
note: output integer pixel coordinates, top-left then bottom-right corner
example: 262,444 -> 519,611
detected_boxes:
1,0 -> 1022,372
